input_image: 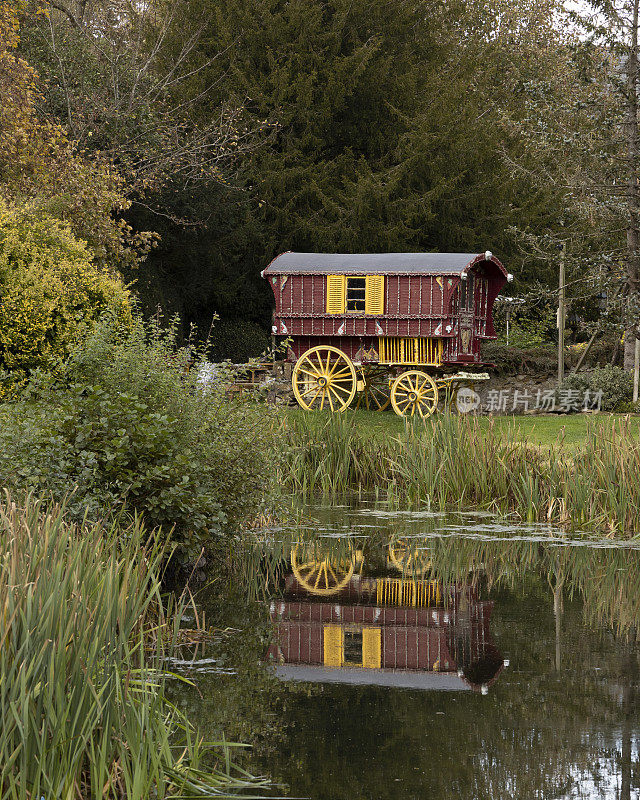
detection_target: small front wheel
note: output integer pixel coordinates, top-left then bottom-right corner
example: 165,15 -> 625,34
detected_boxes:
390,371 -> 438,418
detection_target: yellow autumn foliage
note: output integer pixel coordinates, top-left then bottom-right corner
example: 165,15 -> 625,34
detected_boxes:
0,199 -> 132,376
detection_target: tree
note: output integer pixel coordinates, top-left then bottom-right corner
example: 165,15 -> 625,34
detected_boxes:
21,0 -> 273,215
0,0 -> 152,269
0,198 -> 131,381
127,0 -> 586,337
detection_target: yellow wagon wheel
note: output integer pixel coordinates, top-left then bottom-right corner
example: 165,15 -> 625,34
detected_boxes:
355,365 -> 391,411
390,371 -> 439,418
388,538 -> 432,577
292,346 -> 356,411
291,543 -> 356,596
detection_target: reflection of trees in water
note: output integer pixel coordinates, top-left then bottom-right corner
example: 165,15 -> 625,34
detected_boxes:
232,508 -> 640,798
262,589 -> 639,800
246,517 -> 640,800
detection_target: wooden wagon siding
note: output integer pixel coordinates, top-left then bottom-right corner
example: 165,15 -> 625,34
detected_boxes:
264,251 -> 509,369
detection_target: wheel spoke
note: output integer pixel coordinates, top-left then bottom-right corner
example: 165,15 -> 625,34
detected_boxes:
298,366 -> 321,379
327,388 -> 335,411
328,387 -> 346,407
306,386 -> 322,408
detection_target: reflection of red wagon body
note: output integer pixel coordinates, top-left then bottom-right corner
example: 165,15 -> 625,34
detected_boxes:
267,584 -> 504,693
265,541 -> 506,693
263,251 -> 511,416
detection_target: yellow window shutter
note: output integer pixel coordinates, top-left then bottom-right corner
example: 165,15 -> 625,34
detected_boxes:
326,275 -> 346,314
365,275 -> 384,315
323,625 -> 344,666
362,628 -> 381,668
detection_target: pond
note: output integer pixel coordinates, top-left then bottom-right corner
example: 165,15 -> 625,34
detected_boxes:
173,504 -> 640,800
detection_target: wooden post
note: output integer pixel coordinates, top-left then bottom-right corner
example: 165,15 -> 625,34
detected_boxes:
634,336 -> 640,403
557,242 -> 566,385
570,329 -> 598,375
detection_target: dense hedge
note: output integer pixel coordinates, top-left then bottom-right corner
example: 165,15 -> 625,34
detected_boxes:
208,318 -> 271,363
0,201 -> 131,381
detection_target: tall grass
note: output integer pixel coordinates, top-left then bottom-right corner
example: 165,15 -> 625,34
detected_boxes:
0,493 -> 271,800
281,412 -> 640,535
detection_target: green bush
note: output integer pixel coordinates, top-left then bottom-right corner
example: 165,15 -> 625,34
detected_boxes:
0,314 -> 279,556
561,364 -> 633,412
0,200 -> 132,384
482,340 -> 558,375
209,319 -> 271,362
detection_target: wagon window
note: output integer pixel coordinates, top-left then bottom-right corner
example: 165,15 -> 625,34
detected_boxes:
343,630 -> 363,665
460,274 -> 475,311
346,277 -> 366,312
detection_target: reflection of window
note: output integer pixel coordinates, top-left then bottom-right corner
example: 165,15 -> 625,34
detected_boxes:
344,630 -> 363,665
460,275 -> 475,311
346,277 -> 366,312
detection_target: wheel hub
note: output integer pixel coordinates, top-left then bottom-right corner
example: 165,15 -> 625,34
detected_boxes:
409,391 -> 418,402
318,376 -> 328,387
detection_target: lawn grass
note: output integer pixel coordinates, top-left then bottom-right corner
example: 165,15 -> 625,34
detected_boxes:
280,408 -> 640,450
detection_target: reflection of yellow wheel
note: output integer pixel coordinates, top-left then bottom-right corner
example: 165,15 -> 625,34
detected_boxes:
292,346 -> 356,411
291,544 -> 355,596
388,539 -> 431,576
390,371 -> 438,418
355,366 -> 391,411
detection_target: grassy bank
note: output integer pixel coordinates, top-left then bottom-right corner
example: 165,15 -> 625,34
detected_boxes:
0,493 -> 270,799
281,412 -> 640,535
281,407 -> 640,449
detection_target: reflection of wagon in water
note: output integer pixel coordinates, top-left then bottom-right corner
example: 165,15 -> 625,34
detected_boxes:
268,540 -> 505,693
263,251 -> 511,416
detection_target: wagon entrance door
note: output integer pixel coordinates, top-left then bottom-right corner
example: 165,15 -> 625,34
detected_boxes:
458,274 -> 476,358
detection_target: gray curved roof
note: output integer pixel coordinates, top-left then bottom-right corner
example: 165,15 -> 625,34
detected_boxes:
264,251 -> 504,275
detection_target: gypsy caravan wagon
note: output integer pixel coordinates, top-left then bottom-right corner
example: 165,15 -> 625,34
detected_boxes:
263,251 -> 511,416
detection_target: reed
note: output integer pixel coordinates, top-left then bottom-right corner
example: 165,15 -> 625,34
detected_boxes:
281,412 -> 640,536
0,493 -> 271,800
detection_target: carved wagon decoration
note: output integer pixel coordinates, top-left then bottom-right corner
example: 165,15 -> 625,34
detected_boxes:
263,251 -> 511,416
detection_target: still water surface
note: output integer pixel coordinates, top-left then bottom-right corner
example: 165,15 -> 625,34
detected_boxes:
177,505 -> 640,800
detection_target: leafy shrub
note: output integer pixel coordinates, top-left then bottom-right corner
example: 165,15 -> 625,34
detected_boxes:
561,364 -> 633,412
0,200 -> 132,379
0,314 -> 279,555
482,341 -> 558,375
209,318 -> 271,362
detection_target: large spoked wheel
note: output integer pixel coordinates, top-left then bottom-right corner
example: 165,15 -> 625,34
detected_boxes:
355,365 -> 391,411
292,346 -> 356,411
390,371 -> 439,418
291,544 -> 356,596
388,538 -> 432,577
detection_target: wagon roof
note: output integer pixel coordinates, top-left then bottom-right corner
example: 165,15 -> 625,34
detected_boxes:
264,251 -> 506,276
